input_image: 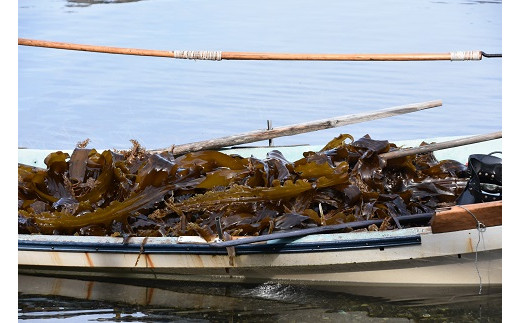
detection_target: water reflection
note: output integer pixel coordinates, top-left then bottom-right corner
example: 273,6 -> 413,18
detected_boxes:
18,274 -> 502,322
65,0 -> 142,7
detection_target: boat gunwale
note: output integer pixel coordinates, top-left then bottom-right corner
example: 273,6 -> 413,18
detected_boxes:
18,234 -> 422,255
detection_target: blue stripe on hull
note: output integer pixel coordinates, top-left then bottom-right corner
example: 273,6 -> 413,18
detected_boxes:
18,235 -> 421,255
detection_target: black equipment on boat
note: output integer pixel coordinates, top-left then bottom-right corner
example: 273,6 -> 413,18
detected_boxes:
456,152 -> 502,205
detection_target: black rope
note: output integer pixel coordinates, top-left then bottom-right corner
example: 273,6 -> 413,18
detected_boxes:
481,52 -> 502,58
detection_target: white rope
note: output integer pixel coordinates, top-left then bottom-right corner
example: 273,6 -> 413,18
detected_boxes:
172,50 -> 222,61
450,50 -> 482,61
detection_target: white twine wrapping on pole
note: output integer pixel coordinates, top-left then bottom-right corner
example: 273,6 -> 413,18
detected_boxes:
450,50 -> 482,61
172,50 -> 222,61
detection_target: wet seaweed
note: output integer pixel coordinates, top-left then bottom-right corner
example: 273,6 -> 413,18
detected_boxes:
18,134 -> 468,238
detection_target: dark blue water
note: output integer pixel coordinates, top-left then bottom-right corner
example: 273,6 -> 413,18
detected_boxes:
18,0 -> 501,151
18,0 -> 503,321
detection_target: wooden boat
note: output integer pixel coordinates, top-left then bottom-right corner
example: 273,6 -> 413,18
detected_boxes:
18,136 -> 502,287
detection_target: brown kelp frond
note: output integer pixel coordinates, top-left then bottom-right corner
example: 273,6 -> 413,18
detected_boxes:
18,134 -> 467,237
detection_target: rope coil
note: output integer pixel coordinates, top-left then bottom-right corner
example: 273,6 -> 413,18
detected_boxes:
450,50 -> 482,61
172,50 -> 222,61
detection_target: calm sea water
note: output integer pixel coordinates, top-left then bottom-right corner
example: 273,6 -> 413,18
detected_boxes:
18,274 -> 502,322
18,0 -> 502,321
18,0 -> 501,151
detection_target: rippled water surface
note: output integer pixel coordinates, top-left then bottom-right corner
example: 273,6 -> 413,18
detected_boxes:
18,275 -> 502,322
19,0 -> 501,151
18,0 -> 502,321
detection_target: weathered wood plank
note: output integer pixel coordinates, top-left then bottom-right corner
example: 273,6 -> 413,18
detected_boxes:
155,100 -> 442,155
431,201 -> 502,234
379,131 -> 502,160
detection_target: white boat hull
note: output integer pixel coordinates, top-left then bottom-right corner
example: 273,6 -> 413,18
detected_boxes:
19,226 -> 501,286
18,137 -> 502,286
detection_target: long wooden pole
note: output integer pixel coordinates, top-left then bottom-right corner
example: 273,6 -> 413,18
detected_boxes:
18,38 -> 491,61
19,38 -> 175,59
154,100 -> 442,155
380,131 -> 502,160
211,212 -> 434,247
222,52 -> 465,61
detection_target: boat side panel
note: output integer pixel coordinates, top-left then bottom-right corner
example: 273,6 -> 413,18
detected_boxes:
19,249 -> 501,286
18,226 -> 501,270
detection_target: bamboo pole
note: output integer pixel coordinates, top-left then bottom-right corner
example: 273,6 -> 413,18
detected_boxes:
223,52 -> 456,61
19,38 -> 176,58
153,100 -> 442,155
379,131 -> 502,160
18,38 -> 492,61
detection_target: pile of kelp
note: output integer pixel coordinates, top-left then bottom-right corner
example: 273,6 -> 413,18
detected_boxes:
18,134 -> 468,239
